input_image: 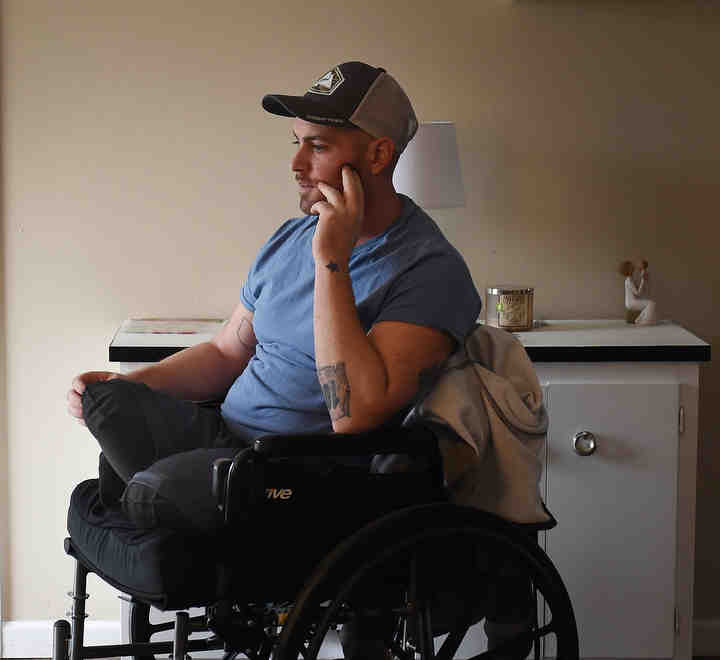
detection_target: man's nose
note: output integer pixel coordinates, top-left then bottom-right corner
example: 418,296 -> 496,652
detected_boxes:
291,146 -> 308,173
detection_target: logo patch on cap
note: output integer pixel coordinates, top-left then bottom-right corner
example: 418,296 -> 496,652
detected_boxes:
308,67 -> 345,96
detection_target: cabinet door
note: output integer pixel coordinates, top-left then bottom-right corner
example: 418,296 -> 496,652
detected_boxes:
545,383 -> 678,659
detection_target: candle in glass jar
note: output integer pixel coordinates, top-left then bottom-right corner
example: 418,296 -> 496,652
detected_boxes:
486,286 -> 534,332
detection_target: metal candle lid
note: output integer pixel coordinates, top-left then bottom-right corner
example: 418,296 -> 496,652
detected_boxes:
487,286 -> 534,295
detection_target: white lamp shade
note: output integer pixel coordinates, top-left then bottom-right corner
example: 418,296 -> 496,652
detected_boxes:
392,121 -> 465,209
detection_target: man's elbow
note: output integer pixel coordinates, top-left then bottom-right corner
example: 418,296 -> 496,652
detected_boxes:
328,397 -> 404,435
330,416 -> 383,435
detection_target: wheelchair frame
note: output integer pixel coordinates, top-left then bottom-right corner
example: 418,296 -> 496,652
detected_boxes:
53,426 -> 579,660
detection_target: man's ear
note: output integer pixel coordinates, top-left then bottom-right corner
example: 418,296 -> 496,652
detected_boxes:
367,137 -> 397,176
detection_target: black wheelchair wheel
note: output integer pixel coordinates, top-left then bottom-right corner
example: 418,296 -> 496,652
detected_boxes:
274,503 -> 579,660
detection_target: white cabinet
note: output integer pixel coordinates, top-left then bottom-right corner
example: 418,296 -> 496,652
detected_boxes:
524,319 -> 710,660
543,382 -> 679,658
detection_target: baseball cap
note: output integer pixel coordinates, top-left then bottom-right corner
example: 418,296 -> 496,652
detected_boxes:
262,61 -> 419,154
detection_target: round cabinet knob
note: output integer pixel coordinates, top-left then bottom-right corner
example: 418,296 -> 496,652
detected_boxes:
573,431 -> 597,456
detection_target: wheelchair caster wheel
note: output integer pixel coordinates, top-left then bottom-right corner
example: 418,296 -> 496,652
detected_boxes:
52,619 -> 71,660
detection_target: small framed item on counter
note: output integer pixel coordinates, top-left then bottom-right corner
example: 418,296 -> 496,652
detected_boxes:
119,318 -> 226,335
109,318 -> 226,369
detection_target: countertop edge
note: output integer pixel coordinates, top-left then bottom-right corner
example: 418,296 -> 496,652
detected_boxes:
526,344 -> 711,363
110,343 -> 711,365
109,320 -> 712,364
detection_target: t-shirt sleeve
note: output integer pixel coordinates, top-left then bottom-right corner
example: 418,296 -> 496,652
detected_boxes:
373,253 -> 482,345
240,270 -> 258,313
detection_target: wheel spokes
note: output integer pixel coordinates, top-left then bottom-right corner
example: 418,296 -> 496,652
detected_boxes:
435,614 -> 474,660
276,517 -> 578,660
466,621 -> 556,660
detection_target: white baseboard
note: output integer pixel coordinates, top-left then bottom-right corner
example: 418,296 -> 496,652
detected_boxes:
0,618 -> 342,659
694,617 -> 720,656
4,617 -> 718,658
1,619 -> 120,658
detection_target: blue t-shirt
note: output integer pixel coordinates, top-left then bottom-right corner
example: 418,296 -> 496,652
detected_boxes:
220,195 -> 481,441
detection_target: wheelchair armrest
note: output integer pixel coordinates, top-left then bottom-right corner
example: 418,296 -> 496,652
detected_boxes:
212,457 -> 232,501
213,424 -> 442,524
214,448 -> 266,523
253,424 -> 438,458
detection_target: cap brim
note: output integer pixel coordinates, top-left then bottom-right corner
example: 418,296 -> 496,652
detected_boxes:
262,94 -> 298,118
262,94 -> 352,127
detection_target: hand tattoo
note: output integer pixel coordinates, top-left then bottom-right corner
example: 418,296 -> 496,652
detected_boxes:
325,261 -> 340,273
317,362 -> 351,421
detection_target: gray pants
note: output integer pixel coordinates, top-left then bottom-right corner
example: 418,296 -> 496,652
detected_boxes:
83,379 -> 245,530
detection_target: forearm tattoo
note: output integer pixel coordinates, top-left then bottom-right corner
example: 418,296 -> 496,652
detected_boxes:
317,362 -> 351,421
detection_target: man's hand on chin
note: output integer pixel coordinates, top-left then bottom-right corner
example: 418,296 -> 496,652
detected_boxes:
311,165 -> 365,269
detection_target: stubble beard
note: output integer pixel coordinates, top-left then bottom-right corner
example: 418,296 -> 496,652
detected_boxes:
299,194 -> 313,216
297,167 -> 351,215
299,187 -> 325,216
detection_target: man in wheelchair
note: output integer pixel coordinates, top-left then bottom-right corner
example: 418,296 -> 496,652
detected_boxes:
62,62 -> 576,660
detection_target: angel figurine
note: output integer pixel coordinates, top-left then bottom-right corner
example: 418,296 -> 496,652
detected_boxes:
620,259 -> 657,325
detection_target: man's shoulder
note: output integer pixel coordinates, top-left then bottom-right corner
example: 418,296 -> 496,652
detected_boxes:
396,200 -> 470,268
400,197 -> 454,246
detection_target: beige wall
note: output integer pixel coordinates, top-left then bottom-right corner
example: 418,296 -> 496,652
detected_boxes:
2,0 -> 719,624
1,3 -> 8,628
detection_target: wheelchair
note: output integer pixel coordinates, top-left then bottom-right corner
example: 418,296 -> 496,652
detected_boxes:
52,421 -> 579,660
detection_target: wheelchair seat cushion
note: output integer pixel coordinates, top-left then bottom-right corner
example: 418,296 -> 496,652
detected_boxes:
67,479 -> 222,610
67,447 -> 448,610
